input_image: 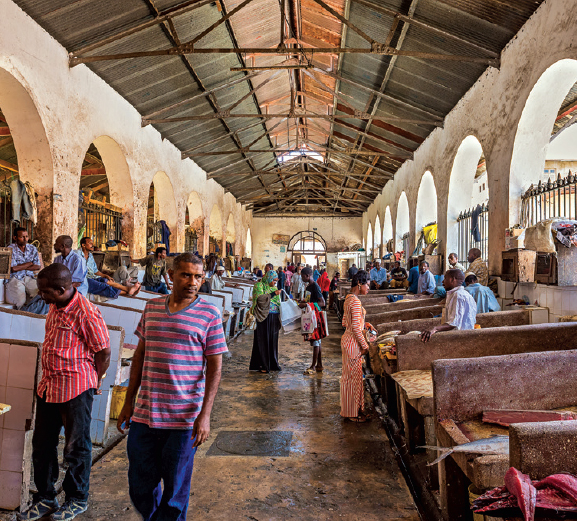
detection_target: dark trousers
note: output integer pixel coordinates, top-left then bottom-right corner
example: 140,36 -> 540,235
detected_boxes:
370,281 -> 389,290
127,421 -> 197,521
32,389 -> 94,503
87,277 -> 121,299
145,282 -> 169,294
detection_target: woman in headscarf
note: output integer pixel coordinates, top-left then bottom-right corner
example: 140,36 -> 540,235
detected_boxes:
249,270 -> 282,373
340,270 -> 373,422
317,269 -> 331,309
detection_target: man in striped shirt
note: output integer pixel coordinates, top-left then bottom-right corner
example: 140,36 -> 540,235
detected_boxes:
117,252 -> 228,521
20,264 -> 110,522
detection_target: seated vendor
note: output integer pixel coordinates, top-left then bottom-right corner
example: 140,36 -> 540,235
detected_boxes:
135,247 -> 172,294
417,261 -> 436,295
464,273 -> 501,313
76,237 -> 141,300
5,227 -> 41,308
211,265 -> 226,291
388,261 -> 408,289
407,265 -> 419,294
448,252 -> 466,273
421,269 -> 477,342
369,260 -> 389,290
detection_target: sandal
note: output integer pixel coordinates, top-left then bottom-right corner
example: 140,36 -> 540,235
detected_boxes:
303,368 -> 315,375
346,414 -> 371,423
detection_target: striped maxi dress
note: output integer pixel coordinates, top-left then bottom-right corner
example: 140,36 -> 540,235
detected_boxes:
340,294 -> 369,418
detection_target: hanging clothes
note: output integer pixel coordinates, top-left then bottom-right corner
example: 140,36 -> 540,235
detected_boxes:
10,178 -> 34,224
159,220 -> 171,254
471,204 -> 482,242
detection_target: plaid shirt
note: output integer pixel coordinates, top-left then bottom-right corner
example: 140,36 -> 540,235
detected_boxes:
9,242 -> 40,280
37,290 -> 110,403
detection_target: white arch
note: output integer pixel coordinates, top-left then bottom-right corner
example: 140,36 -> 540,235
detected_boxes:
396,192 -> 410,251
447,136 -> 484,254
366,226 -> 373,256
226,213 -> 236,243
383,206 -> 393,243
416,170 -> 437,236
209,204 -> 223,240
186,190 -> 204,255
151,171 -> 178,252
510,59 -> 577,224
246,228 -> 252,258
374,215 -> 382,250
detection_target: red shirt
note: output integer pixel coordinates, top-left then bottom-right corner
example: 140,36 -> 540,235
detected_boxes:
37,290 -> 110,403
318,273 -> 331,292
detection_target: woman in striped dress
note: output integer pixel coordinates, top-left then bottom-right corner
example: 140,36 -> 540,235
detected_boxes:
340,270 -> 372,422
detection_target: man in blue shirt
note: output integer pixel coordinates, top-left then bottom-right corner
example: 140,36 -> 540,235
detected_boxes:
464,273 -> 501,313
417,261 -> 436,295
5,227 -> 42,308
369,260 -> 389,290
54,235 -> 88,296
407,265 -> 420,294
76,237 -> 141,300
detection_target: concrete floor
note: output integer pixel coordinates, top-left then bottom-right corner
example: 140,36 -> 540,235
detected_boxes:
78,313 -> 419,521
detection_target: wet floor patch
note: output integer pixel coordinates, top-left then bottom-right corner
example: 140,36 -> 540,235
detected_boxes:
207,430 -> 293,457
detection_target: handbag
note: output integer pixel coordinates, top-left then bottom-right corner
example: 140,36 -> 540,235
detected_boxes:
279,290 -> 301,330
306,304 -> 328,341
301,303 -> 317,334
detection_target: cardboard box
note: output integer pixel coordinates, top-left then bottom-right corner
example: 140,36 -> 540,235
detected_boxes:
505,237 -> 524,250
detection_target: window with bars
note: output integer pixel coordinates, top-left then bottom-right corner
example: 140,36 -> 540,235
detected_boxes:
79,202 -> 122,248
457,204 -> 489,266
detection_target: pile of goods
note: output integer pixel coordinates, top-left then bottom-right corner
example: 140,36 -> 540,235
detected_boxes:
376,331 -> 399,357
472,467 -> 577,520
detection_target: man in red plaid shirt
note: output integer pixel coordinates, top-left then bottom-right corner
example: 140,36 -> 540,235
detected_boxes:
19,264 -> 111,522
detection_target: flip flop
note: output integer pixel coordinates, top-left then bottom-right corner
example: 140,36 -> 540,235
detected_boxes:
303,368 -> 315,375
346,414 -> 371,423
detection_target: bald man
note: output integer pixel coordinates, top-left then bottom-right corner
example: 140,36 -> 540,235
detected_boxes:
53,235 -> 88,296
421,269 -> 477,342
467,248 -> 488,286
20,264 -> 110,521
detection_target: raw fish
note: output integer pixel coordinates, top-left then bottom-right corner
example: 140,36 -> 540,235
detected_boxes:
420,435 -> 509,466
505,467 -> 536,521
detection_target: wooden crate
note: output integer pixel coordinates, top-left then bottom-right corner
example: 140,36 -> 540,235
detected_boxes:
501,249 -> 536,283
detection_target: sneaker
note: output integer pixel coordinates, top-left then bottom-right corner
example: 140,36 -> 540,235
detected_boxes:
18,500 -> 59,521
50,500 -> 88,521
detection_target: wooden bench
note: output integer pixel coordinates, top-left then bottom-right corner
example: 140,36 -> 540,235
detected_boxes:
432,350 -> 577,520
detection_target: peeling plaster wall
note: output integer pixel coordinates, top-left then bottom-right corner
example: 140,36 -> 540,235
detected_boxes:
362,0 -> 577,274
0,0 -> 252,260
252,216 -> 362,275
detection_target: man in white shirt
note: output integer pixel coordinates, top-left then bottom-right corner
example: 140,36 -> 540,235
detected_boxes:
448,253 -> 466,273
211,265 -> 226,291
421,269 -> 477,342
417,261 -> 436,295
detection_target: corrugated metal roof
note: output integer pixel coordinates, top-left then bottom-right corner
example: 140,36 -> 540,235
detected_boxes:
3,0 -> 549,214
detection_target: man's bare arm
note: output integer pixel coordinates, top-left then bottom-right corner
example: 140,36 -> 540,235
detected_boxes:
192,354 -> 223,447
117,339 -> 146,433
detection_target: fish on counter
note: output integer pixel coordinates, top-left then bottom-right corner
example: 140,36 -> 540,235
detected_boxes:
420,434 -> 509,466
483,409 -> 577,427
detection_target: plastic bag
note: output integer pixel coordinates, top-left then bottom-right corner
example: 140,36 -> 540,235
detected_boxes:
279,290 -> 301,328
301,304 -> 317,334
423,223 -> 437,244
524,220 -> 556,253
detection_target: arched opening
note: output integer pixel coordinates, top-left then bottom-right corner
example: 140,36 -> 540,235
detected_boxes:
447,136 -> 488,264
186,190 -> 204,254
209,204 -> 223,255
0,66 -> 53,261
396,192 -> 410,263
383,206 -> 393,253
374,216 -> 382,259
288,230 -> 327,268
366,226 -> 373,257
246,228 -> 252,258
511,59 -> 577,225
415,170 -> 438,253
78,136 -> 134,252
147,171 -> 177,253
225,213 -> 236,257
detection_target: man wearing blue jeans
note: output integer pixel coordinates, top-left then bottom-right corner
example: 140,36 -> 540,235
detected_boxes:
136,247 -> 172,294
117,253 -> 227,520
77,237 -> 141,299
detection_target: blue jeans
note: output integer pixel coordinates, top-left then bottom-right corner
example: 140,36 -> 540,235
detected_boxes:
10,179 -> 34,223
127,422 -> 197,521
87,277 -> 122,299
145,282 -> 169,294
32,389 -> 94,503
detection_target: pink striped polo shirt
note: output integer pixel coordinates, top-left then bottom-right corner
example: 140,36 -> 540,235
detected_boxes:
132,296 -> 228,429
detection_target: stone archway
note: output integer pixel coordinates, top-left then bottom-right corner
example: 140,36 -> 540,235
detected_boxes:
510,59 -> 577,224
0,66 -> 53,261
225,212 -> 236,256
416,170 -> 437,246
383,206 -> 393,251
246,228 -> 252,258
150,171 -> 178,253
186,190 -> 204,255
374,215 -> 382,259
209,204 -> 223,255
396,192 -> 410,254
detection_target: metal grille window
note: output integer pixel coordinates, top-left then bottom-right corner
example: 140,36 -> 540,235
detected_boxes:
185,228 -> 198,252
521,171 -> 577,228
0,183 -> 34,247
79,203 -> 121,247
457,204 -> 489,265
147,219 -> 163,251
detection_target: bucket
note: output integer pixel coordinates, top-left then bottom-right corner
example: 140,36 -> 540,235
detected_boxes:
110,385 -> 128,420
